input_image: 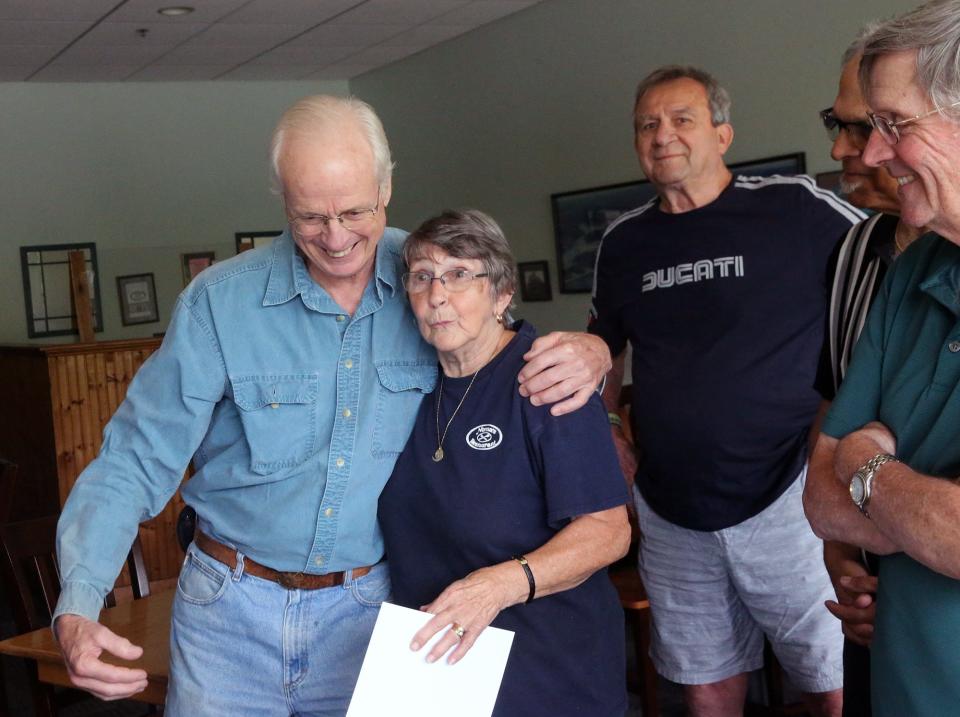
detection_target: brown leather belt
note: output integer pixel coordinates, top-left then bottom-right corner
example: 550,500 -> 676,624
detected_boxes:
194,531 -> 372,590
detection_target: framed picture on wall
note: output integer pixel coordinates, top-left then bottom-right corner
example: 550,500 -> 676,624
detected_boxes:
551,152 -> 806,293
236,230 -> 282,253
20,242 -> 104,338
181,251 -> 215,286
116,273 -> 159,326
517,261 -> 552,302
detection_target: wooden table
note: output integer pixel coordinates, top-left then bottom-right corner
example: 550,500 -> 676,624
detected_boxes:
0,589 -> 173,705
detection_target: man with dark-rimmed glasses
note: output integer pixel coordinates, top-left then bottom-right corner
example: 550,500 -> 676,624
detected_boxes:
809,24 -> 927,717
804,1 -> 960,714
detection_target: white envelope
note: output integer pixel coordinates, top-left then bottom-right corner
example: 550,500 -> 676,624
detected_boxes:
347,602 -> 515,717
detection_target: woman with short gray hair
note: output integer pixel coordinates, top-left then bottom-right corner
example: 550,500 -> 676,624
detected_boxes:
379,209 -> 631,716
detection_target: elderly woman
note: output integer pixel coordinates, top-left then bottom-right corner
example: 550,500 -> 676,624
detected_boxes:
378,209 -> 630,716
802,2 -> 960,716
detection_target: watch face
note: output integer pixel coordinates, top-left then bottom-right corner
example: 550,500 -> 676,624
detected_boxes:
850,474 -> 866,504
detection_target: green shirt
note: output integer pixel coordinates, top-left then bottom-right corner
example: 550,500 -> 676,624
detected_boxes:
823,233 -> 960,717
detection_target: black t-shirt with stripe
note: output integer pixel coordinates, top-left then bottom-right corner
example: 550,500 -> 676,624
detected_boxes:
589,175 -> 862,530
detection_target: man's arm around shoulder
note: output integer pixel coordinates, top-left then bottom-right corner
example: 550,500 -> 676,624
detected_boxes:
517,331 -> 611,416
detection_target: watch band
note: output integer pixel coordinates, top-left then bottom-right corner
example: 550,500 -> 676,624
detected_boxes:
851,453 -> 898,517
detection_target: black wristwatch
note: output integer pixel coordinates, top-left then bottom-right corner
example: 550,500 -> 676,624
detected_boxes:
849,453 -> 898,517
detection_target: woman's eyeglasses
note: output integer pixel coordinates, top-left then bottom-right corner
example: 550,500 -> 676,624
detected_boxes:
402,269 -> 489,294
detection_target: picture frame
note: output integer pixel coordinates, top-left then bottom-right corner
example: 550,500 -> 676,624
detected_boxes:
551,152 -> 807,293
181,251 -> 215,286
20,242 -> 104,338
116,273 -> 159,326
236,230 -> 283,254
517,261 -> 552,302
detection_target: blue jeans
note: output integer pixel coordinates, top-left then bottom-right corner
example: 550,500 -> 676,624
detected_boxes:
165,543 -> 390,716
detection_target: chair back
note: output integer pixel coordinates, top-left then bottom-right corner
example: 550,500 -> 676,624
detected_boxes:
0,459 -> 17,524
0,513 -> 150,629
0,515 -> 61,633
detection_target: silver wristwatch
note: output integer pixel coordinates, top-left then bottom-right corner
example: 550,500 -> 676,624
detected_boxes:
849,453 -> 898,517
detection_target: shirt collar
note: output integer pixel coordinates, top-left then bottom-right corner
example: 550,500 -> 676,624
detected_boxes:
918,234 -> 960,317
262,228 -> 404,309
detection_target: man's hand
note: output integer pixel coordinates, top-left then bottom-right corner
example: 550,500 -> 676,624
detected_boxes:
518,332 -> 611,416
55,614 -> 148,700
825,574 -> 878,647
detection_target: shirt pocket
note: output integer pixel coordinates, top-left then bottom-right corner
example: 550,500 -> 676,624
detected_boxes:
371,362 -> 436,458
230,373 -> 319,475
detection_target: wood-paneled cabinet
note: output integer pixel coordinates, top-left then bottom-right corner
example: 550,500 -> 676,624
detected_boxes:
0,339 -> 186,585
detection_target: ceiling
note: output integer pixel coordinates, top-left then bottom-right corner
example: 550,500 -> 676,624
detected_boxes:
0,0 -> 541,82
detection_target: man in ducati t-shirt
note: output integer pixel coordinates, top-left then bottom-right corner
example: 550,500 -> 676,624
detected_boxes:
590,64 -> 863,717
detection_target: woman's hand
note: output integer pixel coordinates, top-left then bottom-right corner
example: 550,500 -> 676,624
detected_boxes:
410,564 -> 525,665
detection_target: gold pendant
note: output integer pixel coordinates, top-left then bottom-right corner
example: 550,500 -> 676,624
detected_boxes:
433,447 -> 444,462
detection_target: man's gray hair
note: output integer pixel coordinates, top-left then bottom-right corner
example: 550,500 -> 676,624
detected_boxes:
269,95 -> 394,193
858,0 -> 960,117
634,65 -> 732,126
404,209 -> 518,318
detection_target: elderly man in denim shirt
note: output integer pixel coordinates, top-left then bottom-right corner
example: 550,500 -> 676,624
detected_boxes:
52,95 -> 610,716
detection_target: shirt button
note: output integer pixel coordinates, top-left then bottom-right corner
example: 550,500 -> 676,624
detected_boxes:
336,315 -> 345,322
324,507 -> 334,517
314,556 -> 323,566
336,457 -> 345,468
270,403 -> 279,409
344,359 -> 353,369
949,340 -> 960,353
342,408 -> 351,418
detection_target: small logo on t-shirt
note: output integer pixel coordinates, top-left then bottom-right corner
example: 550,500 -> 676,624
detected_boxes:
466,424 -> 502,451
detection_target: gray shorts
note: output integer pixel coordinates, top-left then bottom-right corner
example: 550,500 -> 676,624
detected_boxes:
635,469 -> 842,692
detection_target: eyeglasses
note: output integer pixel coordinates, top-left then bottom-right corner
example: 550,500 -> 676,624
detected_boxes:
867,100 -> 960,144
819,107 -> 872,142
288,189 -> 380,235
401,269 -> 489,294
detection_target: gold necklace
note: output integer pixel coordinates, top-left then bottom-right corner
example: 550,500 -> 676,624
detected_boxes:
433,368 -> 482,462
432,333 -> 506,462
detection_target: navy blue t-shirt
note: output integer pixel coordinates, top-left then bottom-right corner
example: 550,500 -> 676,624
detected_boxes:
379,321 -> 629,717
589,175 -> 862,531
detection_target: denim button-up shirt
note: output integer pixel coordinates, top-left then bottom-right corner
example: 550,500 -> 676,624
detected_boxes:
55,229 -> 437,623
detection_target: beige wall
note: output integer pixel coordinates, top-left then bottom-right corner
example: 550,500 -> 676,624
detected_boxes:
352,0 -> 908,333
1,0 -> 911,342
0,79 -> 346,343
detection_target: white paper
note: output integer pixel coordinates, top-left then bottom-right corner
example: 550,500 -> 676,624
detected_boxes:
347,602 -> 515,717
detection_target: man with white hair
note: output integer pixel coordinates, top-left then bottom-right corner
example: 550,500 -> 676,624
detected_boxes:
804,2 -> 960,715
52,95 -> 610,715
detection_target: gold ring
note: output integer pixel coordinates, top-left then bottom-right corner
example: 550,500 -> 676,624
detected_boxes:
452,623 -> 465,639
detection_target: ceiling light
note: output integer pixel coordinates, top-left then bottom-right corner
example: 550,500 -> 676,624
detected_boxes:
157,6 -> 194,16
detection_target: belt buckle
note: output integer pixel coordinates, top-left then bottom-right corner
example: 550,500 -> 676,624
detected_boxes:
278,571 -> 304,589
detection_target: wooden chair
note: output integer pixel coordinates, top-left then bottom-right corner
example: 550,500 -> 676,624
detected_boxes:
610,562 -> 658,717
612,384 -> 659,715
0,512 -> 151,716
0,460 -> 16,525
